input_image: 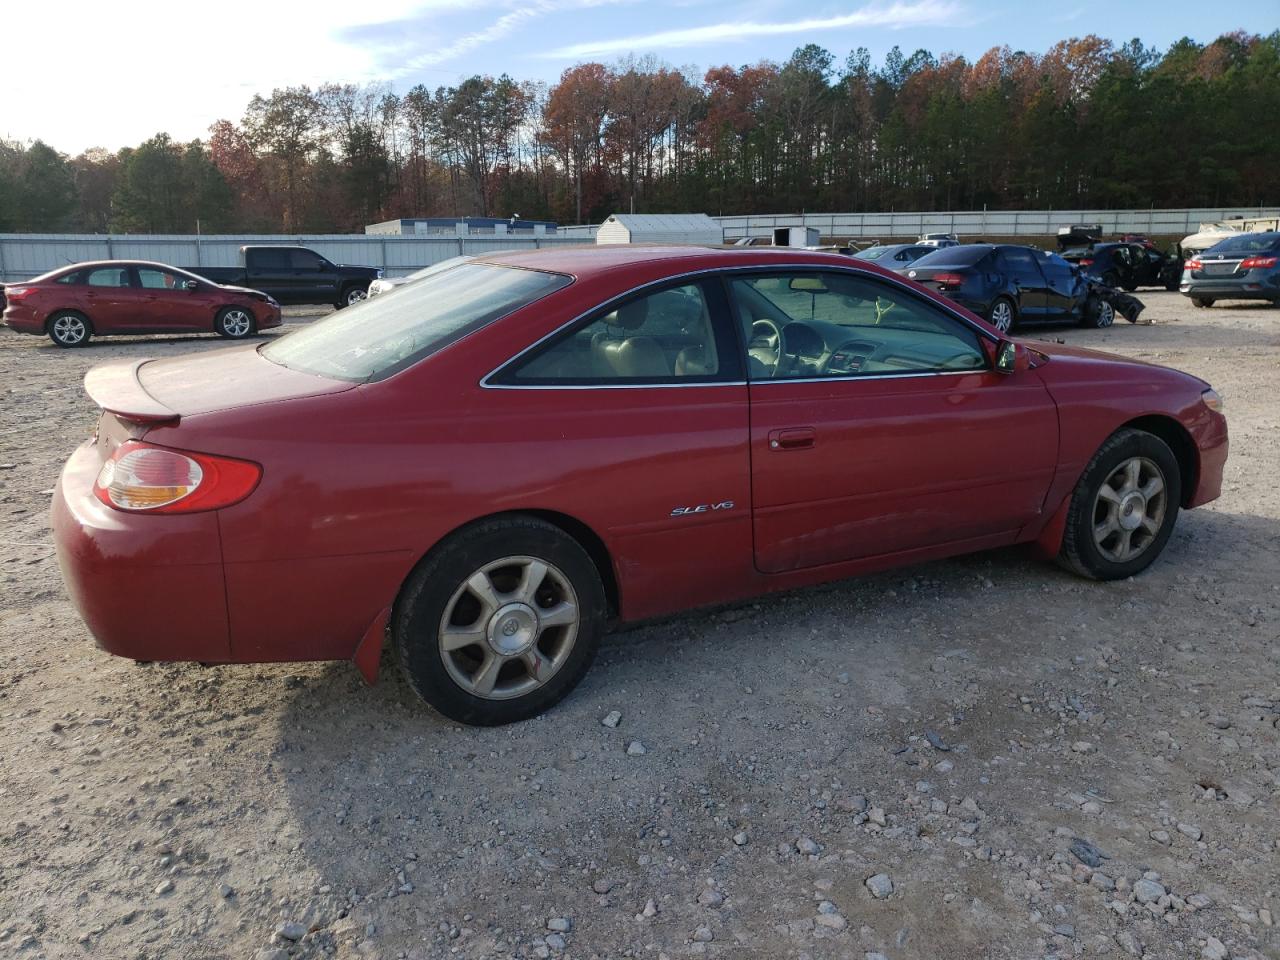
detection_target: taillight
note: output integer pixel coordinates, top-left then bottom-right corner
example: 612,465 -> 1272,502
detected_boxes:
93,441 -> 261,513
933,273 -> 965,290
1241,256 -> 1277,269
4,286 -> 32,301
1185,259 -> 1203,271
1078,259 -> 1094,268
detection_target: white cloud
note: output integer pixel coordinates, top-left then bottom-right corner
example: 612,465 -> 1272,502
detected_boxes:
543,0 -> 964,58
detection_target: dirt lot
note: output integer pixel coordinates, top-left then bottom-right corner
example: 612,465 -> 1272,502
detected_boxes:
1,292 -> 1278,960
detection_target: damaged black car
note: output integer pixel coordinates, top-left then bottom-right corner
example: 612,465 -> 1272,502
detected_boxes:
897,243 -> 1143,333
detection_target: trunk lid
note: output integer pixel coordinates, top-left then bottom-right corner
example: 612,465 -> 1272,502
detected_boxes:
85,347 -> 356,423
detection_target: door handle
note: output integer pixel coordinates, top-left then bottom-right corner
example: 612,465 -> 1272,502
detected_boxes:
769,427 -> 815,451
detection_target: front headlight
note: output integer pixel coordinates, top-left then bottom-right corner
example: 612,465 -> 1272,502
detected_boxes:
376,268 -> 384,279
1201,388 -> 1225,413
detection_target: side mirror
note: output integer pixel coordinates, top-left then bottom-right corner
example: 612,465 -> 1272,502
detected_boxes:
993,340 -> 1027,374
183,279 -> 199,291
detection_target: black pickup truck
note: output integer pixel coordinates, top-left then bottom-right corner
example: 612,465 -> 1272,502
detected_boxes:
188,246 -> 381,308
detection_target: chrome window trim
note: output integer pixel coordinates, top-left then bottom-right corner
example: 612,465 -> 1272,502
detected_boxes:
479,262 -> 999,391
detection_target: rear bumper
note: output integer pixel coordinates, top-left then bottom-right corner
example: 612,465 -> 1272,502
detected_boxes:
52,441 -> 231,662
1181,275 -> 1280,300
2,304 -> 43,334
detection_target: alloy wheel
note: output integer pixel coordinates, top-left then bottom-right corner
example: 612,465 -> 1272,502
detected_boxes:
53,315 -> 87,344
1092,456 -> 1167,562
346,287 -> 367,305
989,300 -> 1013,333
438,556 -> 580,700
1096,301 -> 1115,327
222,309 -> 252,337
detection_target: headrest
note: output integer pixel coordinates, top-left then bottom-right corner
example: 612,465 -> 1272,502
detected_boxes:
609,298 -> 649,330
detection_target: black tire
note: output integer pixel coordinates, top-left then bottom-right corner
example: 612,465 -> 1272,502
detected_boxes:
47,311 -> 92,347
1121,281 -> 1138,293
1079,297 -> 1116,329
336,284 -> 368,309
1190,296 -> 1213,308
215,306 -> 255,339
1101,271 -> 1120,288
986,296 -> 1017,333
1057,428 -> 1181,581
393,515 -> 607,725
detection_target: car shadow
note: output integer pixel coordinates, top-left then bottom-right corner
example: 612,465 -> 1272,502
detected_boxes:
266,503 -> 1276,950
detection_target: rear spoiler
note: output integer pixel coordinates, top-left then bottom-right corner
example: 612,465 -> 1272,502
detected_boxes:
84,359 -> 179,425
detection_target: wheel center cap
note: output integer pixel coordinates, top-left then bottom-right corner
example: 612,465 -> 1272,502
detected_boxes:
1119,492 -> 1146,530
487,602 -> 538,656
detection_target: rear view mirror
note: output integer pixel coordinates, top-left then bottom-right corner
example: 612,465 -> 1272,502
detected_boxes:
788,277 -> 827,293
183,279 -> 199,291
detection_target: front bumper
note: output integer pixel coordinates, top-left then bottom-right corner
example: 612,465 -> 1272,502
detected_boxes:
52,440 -> 231,662
258,302 -> 283,329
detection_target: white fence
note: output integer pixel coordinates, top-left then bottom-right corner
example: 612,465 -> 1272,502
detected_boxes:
5,207 -> 1279,281
0,234 -> 592,283
716,207 -> 1280,241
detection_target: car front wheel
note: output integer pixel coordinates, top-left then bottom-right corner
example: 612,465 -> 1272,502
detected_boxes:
48,311 -> 92,347
1190,296 -> 1213,308
215,306 -> 254,339
987,297 -> 1016,333
1081,299 -> 1115,328
393,516 -> 607,725
1057,428 -> 1181,580
338,285 -> 368,308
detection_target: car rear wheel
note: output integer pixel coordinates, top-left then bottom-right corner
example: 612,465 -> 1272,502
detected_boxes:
1190,296 -> 1213,308
987,297 -> 1016,333
393,516 -> 607,725
47,311 -> 92,348
215,306 -> 254,339
1057,428 -> 1181,581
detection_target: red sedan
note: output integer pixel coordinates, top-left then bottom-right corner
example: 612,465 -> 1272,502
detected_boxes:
2,260 -> 281,346
52,246 -> 1228,725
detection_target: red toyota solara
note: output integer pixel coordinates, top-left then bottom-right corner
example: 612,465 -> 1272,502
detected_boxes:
52,246 -> 1228,725
3,260 -> 281,346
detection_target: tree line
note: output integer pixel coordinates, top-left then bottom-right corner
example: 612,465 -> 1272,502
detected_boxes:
0,31 -> 1276,234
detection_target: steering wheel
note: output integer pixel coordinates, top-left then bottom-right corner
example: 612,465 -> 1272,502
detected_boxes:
748,318 -> 783,376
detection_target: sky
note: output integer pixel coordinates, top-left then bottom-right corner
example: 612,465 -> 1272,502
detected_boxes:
5,0 -> 1276,153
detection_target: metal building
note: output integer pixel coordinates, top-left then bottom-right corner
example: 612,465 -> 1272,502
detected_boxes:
595,214 -> 723,246
365,217 -> 557,237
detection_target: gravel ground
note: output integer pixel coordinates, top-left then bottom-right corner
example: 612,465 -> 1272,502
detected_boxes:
1,293 -> 1278,960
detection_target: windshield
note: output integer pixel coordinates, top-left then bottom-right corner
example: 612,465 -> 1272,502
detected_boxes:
262,262 -> 571,381
909,246 -> 991,268
1205,232 -> 1280,255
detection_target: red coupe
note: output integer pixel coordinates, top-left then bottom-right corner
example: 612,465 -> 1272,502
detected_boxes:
2,260 -> 281,346
52,247 -> 1228,724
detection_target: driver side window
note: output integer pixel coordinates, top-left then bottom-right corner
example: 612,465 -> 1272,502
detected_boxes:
730,272 -> 987,381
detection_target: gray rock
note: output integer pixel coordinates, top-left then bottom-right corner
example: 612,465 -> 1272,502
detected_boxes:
602,710 -> 622,728
796,837 -> 821,855
1177,822 -> 1203,841
697,888 -> 725,908
1133,879 -> 1166,904
866,874 -> 894,899
732,831 -> 749,846
626,740 -> 646,756
154,880 -> 174,895
692,925 -> 714,942
1149,829 -> 1171,845
276,922 -> 307,941
546,917 -> 572,932
256,951 -> 289,960
591,878 -> 612,894
1069,838 -> 1109,868
1202,936 -> 1228,960
866,954 -> 889,960
546,933 -> 567,951
1187,893 -> 1213,910
218,883 -> 234,898
816,912 -> 847,930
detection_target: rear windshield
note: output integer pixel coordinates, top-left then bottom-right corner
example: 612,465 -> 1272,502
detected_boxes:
261,262 -> 571,381
1205,232 -> 1280,255
909,246 -> 991,268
